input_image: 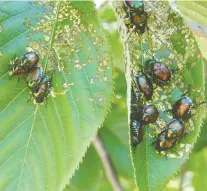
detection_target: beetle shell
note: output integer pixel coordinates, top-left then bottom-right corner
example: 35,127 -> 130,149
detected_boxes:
135,73 -> 153,100
172,96 -> 193,119
33,76 -> 51,103
155,130 -> 177,152
165,119 -> 185,139
141,104 -> 159,124
21,52 -> 40,67
153,62 -> 171,82
26,67 -> 44,91
131,120 -> 144,148
131,12 -> 148,34
145,59 -> 171,83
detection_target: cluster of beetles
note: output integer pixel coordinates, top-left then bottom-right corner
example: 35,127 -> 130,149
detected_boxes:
124,1 -> 205,154
8,52 -> 52,104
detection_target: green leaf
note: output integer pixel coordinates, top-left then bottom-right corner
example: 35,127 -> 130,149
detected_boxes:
113,1 -> 205,191
105,31 -> 125,71
192,58 -> 207,152
187,147 -> 207,191
97,3 -> 117,24
0,1 -> 113,191
64,145 -> 105,191
175,1 -> 207,59
67,68 -> 135,191
176,1 -> 207,26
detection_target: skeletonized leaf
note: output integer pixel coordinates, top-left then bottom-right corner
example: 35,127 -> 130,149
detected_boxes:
0,2 -> 113,190
113,1 -> 205,191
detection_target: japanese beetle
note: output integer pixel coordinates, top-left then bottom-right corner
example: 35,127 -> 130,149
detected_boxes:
131,87 -> 143,148
134,73 -> 153,100
28,75 -> 52,104
140,104 -> 159,124
33,75 -> 51,103
172,96 -> 193,119
130,11 -> 148,34
165,119 -> 185,139
26,67 -> 44,91
131,120 -> 144,151
26,67 -> 52,104
171,92 -> 205,120
155,130 -> 177,152
20,52 -> 39,68
145,59 -> 172,84
124,1 -> 149,34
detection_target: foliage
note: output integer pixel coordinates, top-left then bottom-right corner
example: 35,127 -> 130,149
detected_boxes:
0,2 -> 113,191
113,1 -> 205,191
0,1 -> 207,191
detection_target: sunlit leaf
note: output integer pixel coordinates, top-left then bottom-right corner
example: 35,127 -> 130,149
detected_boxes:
64,145 -> 105,191
113,1 -> 205,191
187,147 -> 207,191
0,1 -> 113,190
176,1 -> 207,26
174,1 -> 207,59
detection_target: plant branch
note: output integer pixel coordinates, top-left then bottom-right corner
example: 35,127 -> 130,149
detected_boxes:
93,134 -> 123,191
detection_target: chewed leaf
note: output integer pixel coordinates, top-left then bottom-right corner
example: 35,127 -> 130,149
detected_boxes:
113,1 -> 205,191
0,2 -> 113,191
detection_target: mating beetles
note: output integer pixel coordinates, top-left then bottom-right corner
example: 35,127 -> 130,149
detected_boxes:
165,119 -> 185,139
145,59 -> 172,84
134,73 -> 153,100
28,75 -> 52,104
26,67 -> 52,104
155,130 -> 177,152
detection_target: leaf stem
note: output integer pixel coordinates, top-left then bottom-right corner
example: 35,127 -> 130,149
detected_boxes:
93,135 -> 123,191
